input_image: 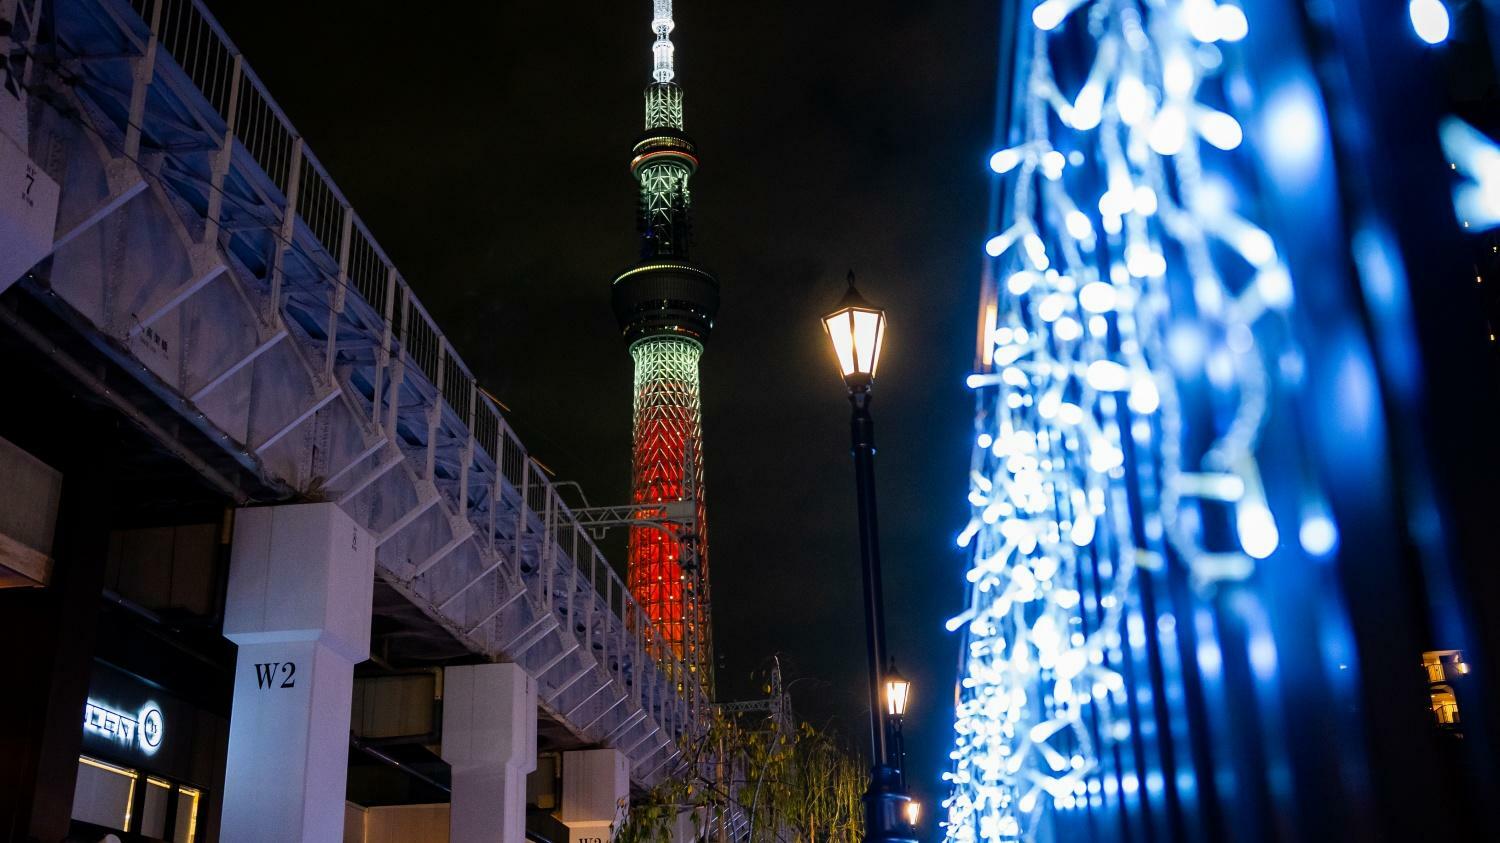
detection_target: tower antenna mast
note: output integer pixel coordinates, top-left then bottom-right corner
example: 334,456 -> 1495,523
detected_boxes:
652,0 -> 675,84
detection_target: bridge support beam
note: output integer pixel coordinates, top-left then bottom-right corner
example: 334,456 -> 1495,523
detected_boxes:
560,748 -> 629,843
221,503 -> 375,843
440,662 -> 538,843
0,130 -> 61,293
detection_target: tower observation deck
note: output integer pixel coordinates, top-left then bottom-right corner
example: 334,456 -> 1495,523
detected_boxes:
611,0 -> 719,690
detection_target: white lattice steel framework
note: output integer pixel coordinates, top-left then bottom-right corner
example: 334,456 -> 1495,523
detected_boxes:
639,162 -> 692,255
618,0 -> 718,691
629,337 -> 710,681
645,76 -> 684,129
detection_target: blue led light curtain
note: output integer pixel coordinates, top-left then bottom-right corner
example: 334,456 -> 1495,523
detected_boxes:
945,2 -> 1500,841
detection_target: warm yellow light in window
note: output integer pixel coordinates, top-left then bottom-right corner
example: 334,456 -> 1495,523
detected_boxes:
1422,651 -> 1447,683
80,756 -> 136,776
1431,688 -> 1460,725
179,785 -> 202,842
81,756 -> 139,830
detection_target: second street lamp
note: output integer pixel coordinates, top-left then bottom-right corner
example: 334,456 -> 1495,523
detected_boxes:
822,272 -> 916,843
885,661 -> 911,790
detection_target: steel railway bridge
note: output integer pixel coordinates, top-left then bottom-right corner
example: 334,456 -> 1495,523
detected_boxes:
1,0 -> 708,809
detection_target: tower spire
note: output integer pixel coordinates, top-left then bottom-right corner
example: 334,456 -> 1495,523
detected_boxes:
612,1 -> 720,693
651,0 -> 675,84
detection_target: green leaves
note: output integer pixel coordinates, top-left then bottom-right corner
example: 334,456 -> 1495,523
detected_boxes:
616,708 -> 865,842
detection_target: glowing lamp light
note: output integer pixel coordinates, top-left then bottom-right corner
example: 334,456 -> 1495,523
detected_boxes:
1185,0 -> 1222,42
1237,501 -> 1280,559
1217,5 -> 1249,41
990,147 -> 1024,174
1032,0 -> 1085,31
885,665 -> 912,717
823,272 -> 887,391
1197,109 -> 1244,150
905,800 -> 922,827
1439,118 -> 1500,231
1409,0 -> 1451,45
1299,511 -> 1339,557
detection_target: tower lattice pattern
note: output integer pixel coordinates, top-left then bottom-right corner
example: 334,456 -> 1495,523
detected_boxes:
615,0 -> 718,695
628,337 -> 710,681
645,84 -> 684,131
639,161 -> 692,257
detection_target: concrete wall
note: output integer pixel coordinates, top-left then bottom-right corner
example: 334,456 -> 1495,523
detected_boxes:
344,802 -> 449,843
0,434 -> 61,587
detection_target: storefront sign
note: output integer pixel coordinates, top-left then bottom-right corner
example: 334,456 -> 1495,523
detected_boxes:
83,698 -> 164,756
81,656 -> 221,783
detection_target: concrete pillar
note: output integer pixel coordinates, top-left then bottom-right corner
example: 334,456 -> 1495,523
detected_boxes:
0,460 -> 109,841
440,662 -> 537,843
220,503 -> 375,843
560,748 -> 629,843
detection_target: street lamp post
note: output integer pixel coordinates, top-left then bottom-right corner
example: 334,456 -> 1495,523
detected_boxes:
822,272 -> 917,843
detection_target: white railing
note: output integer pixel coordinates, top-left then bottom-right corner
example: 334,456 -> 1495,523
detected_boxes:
114,0 -> 704,735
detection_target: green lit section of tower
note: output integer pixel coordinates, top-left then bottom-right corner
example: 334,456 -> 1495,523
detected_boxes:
611,0 -> 719,690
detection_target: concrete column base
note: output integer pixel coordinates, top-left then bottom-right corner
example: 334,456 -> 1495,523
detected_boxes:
220,503 -> 375,843
441,662 -> 538,843
560,748 -> 629,842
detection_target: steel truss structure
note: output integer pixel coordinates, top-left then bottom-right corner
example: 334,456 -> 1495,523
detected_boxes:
629,337 -> 709,679
645,84 -> 684,133
5,0 -> 703,788
638,159 -> 692,257
614,0 -> 720,690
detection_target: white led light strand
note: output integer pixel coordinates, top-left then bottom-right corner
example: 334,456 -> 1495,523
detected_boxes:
1439,117 -> 1500,231
944,2 -> 1313,840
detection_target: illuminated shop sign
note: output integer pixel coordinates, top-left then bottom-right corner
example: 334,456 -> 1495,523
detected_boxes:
83,699 -> 164,756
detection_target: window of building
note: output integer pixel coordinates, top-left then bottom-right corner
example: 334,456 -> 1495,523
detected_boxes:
1422,652 -> 1446,683
71,757 -> 203,842
72,757 -> 135,831
1431,686 -> 1461,726
1421,648 -> 1469,731
175,786 -> 202,843
139,777 -> 171,837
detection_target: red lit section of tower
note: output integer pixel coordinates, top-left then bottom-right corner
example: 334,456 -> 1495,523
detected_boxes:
627,347 -> 703,664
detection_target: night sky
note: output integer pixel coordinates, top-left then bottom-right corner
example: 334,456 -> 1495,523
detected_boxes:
204,0 -> 998,828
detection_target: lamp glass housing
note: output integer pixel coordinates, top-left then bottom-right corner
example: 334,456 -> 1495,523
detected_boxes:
904,800 -> 921,827
822,296 -> 887,388
885,672 -> 911,717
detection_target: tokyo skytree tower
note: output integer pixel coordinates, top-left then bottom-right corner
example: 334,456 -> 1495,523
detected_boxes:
610,0 -> 719,689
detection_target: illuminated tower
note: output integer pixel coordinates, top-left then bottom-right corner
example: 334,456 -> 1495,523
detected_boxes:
611,0 -> 719,688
